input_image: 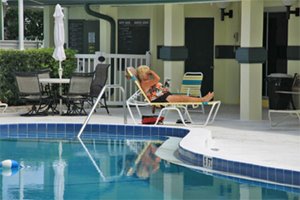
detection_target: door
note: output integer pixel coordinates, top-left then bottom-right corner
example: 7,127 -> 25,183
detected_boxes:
263,12 -> 288,96
84,20 -> 100,54
185,18 -> 214,96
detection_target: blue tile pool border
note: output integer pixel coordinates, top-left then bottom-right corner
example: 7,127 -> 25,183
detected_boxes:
177,145 -> 300,189
0,123 -> 189,141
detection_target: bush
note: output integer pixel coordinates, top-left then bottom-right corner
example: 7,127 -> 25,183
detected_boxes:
0,48 -> 77,105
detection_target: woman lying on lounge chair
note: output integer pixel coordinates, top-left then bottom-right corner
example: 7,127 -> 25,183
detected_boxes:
137,65 -> 214,103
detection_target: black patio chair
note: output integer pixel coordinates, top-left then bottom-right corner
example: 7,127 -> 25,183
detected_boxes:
63,72 -> 94,115
37,69 -> 60,114
15,72 -> 52,116
89,63 -> 110,114
37,69 -> 51,95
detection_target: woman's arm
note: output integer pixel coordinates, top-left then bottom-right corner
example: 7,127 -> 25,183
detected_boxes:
148,70 -> 160,83
141,70 -> 160,91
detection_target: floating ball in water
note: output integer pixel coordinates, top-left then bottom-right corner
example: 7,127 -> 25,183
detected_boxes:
0,167 -> 19,176
0,160 -> 20,169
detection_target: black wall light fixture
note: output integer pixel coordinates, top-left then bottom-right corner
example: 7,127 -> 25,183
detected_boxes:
221,8 -> 233,21
282,0 -> 300,19
217,2 -> 233,21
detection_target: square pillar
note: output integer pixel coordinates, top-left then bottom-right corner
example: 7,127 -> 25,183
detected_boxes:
163,4 -> 185,92
239,0 -> 264,120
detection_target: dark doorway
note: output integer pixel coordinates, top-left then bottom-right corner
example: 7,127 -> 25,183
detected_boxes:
185,18 -> 214,95
263,12 -> 288,96
84,21 -> 100,54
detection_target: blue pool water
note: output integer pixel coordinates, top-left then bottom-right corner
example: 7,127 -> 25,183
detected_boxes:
0,139 -> 299,200
0,123 -> 299,199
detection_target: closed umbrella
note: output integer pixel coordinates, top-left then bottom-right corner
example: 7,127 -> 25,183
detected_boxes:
52,4 -> 66,79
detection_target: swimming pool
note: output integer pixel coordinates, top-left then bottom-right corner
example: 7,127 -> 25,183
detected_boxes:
0,123 -> 299,199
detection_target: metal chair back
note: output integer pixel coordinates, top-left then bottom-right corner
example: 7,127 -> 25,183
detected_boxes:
37,69 -> 51,95
15,72 -> 51,116
90,64 -> 110,97
15,72 -> 41,96
180,72 -> 203,97
37,69 -> 51,79
68,72 -> 94,95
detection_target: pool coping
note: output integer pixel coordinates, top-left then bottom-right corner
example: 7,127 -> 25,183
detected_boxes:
177,127 -> 300,189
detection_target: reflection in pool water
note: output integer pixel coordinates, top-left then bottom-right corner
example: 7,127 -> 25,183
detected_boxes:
0,139 -> 299,200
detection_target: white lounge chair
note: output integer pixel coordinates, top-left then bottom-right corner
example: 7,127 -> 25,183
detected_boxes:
0,101 -> 8,113
126,67 -> 221,126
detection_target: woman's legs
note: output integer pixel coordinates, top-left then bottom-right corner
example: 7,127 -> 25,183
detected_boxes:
166,92 -> 214,102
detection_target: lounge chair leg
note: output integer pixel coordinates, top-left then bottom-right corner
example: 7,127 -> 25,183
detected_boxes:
155,110 -> 165,125
127,103 -> 138,124
181,106 -> 193,124
156,107 -> 189,126
268,109 -> 300,127
202,101 -> 221,126
136,105 -> 142,118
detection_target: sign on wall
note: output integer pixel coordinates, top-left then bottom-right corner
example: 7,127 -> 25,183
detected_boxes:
69,20 -> 84,53
118,19 -> 150,54
69,20 -> 99,54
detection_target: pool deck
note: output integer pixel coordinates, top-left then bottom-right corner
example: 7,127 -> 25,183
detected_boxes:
1,104 -> 299,173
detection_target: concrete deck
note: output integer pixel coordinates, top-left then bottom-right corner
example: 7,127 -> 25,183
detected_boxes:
0,104 -> 299,173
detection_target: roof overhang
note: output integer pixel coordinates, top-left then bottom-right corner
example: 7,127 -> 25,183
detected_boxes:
6,0 -> 238,6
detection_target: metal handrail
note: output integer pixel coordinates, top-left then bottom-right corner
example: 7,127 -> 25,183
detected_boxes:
77,84 -> 127,138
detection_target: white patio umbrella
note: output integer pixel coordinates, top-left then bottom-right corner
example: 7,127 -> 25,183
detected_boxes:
52,4 -> 66,79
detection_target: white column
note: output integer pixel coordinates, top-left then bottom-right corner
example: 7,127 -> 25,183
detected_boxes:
163,4 -> 184,92
240,0 -> 264,120
0,2 -> 4,40
19,161 -> 24,200
18,0 -> 24,50
163,172 -> 184,200
240,184 -> 262,200
43,6 -> 55,48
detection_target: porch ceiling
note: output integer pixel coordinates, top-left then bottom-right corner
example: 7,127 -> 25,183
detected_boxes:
7,0 -> 235,6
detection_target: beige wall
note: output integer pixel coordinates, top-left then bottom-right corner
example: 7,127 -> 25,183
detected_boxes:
185,3 -> 241,104
46,0 -> 299,105
115,2 -> 243,104
116,5 -> 164,75
67,5 -> 99,19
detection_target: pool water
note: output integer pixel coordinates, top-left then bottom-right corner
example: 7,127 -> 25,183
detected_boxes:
0,139 -> 299,200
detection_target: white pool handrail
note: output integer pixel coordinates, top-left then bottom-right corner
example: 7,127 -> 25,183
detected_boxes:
77,84 -> 127,138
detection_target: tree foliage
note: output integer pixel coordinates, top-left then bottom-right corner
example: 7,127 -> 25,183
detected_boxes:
4,7 -> 43,40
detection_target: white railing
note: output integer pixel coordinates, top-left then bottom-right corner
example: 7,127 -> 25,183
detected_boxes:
75,51 -> 151,106
0,40 -> 42,49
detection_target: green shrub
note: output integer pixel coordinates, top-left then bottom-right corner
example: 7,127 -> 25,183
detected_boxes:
0,48 -> 77,105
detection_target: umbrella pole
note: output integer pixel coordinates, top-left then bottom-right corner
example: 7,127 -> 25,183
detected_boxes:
58,61 -> 63,79
59,61 -> 63,114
